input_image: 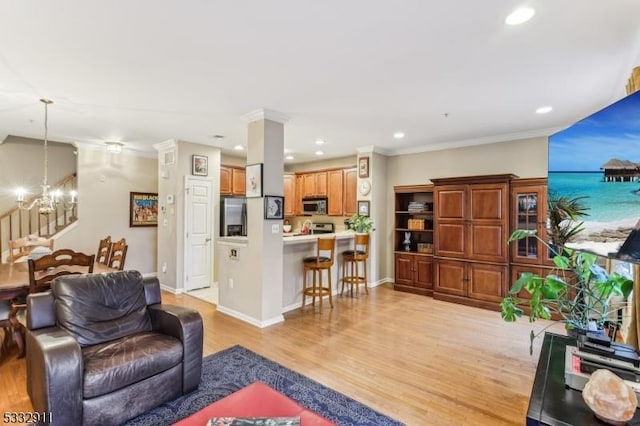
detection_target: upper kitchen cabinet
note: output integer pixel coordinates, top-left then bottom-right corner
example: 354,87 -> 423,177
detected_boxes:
220,165 -> 246,196
327,169 -> 344,216
302,172 -> 328,198
343,168 -> 357,216
295,174 -> 304,215
283,174 -> 295,217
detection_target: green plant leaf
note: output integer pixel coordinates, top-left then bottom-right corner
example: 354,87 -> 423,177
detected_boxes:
509,272 -> 535,295
500,298 -> 523,322
543,275 -> 567,295
509,229 -> 537,243
552,255 -> 570,269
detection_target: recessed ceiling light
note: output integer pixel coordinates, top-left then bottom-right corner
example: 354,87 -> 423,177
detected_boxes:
393,132 -> 405,139
233,145 -> 244,151
315,139 -> 325,145
315,150 -> 324,156
285,155 -> 294,160
505,7 -> 535,25
536,106 -> 553,114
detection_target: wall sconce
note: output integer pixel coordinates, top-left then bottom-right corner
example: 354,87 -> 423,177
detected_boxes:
106,142 -> 124,154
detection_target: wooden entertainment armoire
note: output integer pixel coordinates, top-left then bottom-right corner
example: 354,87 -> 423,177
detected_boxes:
394,174 -> 552,312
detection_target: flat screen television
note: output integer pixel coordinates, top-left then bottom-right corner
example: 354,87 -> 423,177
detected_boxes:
548,90 -> 640,259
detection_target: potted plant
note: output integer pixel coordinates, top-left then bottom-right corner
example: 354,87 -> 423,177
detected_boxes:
347,214 -> 374,233
501,229 -> 633,354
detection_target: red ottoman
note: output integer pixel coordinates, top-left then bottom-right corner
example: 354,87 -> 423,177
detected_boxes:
173,381 -> 336,426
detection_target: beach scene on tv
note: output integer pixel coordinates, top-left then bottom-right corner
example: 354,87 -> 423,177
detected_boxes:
549,90 -> 640,257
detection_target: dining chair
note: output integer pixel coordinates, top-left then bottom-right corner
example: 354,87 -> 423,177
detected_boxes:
12,249 -> 95,357
28,249 -> 95,293
96,235 -> 112,265
108,238 -> 128,270
8,236 -> 54,263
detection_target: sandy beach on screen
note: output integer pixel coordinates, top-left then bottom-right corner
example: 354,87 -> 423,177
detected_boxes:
566,217 -> 638,256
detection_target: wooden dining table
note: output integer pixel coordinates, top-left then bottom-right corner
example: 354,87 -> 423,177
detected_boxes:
0,261 -> 116,300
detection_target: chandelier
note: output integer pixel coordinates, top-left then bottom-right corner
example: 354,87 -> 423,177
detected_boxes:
16,99 -> 77,215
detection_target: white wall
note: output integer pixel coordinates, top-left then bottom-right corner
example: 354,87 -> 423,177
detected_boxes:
55,147 -> 158,274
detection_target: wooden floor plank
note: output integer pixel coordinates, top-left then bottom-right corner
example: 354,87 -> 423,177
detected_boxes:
0,284 -> 564,425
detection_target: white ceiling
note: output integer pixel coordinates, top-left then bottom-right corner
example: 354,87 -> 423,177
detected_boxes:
1,1 -> 639,163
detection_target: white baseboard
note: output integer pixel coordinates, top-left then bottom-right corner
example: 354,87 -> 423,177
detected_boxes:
159,283 -> 184,294
216,304 -> 284,328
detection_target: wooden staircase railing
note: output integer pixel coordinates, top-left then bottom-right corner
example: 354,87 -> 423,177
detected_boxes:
0,173 -> 78,263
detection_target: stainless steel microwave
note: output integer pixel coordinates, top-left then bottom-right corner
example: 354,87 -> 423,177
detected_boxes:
302,198 -> 327,215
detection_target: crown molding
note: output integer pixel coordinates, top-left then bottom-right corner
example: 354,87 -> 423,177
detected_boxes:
244,108 -> 289,124
387,126 -> 564,157
356,145 -> 390,156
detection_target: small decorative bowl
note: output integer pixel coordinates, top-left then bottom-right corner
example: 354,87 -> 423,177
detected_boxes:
283,225 -> 292,233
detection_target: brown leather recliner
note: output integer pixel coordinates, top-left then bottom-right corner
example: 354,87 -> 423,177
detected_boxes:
25,270 -> 204,426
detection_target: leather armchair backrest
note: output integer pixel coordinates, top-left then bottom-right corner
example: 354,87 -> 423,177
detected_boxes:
52,270 -> 152,346
26,291 -> 56,330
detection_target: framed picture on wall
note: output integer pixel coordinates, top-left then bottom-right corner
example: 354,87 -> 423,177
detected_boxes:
245,163 -> 263,198
357,200 -> 370,217
192,155 -> 208,176
130,192 -> 159,227
264,195 -> 284,220
359,156 -> 370,178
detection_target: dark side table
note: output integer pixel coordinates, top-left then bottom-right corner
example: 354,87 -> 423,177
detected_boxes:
527,332 -> 640,425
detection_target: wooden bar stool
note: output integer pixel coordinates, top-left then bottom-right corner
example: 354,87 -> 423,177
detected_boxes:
301,237 -> 336,309
341,233 -> 370,296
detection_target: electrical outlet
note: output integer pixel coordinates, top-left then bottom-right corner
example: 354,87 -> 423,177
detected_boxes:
228,278 -> 234,289
162,262 -> 167,273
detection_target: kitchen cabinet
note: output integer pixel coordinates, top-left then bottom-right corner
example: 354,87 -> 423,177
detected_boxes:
220,165 -> 246,196
283,174 -> 295,217
432,174 -> 514,310
394,252 -> 433,296
343,168 -> 357,216
302,172 -> 328,198
393,185 -> 434,296
232,168 -> 245,195
295,174 -> 304,215
327,169 -> 343,215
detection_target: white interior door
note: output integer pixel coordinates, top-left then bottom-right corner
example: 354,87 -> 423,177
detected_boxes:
185,177 -> 212,291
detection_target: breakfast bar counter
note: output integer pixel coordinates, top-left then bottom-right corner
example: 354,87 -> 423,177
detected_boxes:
282,231 -> 354,311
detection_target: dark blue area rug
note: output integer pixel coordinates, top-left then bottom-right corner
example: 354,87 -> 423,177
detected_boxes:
123,345 -> 403,426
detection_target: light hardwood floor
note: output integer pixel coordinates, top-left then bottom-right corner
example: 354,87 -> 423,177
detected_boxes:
0,284 -> 564,425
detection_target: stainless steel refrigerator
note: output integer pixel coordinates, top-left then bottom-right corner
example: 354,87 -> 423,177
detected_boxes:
220,197 -> 247,236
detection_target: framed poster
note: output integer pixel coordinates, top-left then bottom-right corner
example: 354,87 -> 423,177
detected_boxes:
359,156 -> 370,178
192,155 -> 208,176
130,192 -> 158,227
358,200 -> 370,217
246,163 -> 263,198
264,195 -> 284,220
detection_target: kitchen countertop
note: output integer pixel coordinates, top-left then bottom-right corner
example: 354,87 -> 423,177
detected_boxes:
282,230 -> 355,244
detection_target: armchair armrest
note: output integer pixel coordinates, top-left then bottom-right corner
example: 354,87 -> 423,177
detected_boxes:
148,304 -> 203,393
26,327 -> 83,426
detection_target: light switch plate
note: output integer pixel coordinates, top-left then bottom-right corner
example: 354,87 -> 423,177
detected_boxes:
272,224 -> 279,233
